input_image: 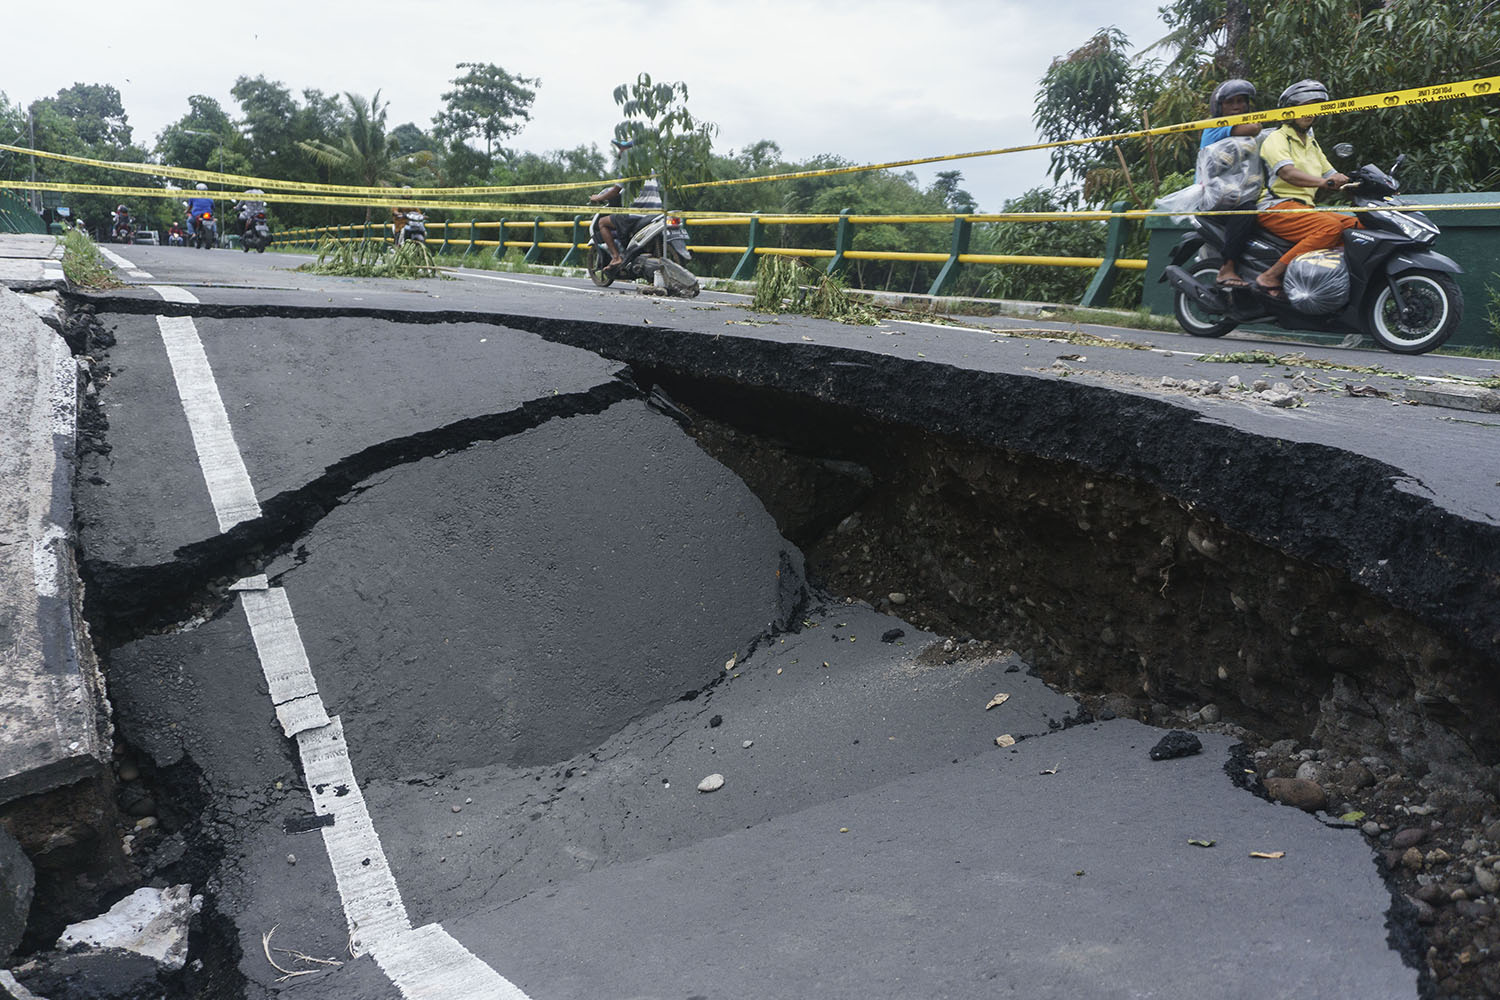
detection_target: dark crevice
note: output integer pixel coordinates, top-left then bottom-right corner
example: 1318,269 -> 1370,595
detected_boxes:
77,294 -> 1499,660
82,377 -> 640,649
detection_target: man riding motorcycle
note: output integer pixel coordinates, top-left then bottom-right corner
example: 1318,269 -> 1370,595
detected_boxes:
186,182 -> 215,242
1252,79 -> 1357,299
233,189 -> 266,238
589,178 -> 664,270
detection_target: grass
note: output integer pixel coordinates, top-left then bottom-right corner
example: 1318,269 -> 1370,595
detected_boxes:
293,238 -> 441,279
752,256 -> 881,325
59,229 -> 122,289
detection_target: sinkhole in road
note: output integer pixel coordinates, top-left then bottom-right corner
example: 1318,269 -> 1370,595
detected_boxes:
13,301 -> 1500,998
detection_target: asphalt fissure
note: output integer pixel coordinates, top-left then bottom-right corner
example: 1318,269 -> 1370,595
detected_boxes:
81,377 -> 640,647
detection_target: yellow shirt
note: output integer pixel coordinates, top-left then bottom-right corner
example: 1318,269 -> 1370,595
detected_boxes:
1260,126 -> 1335,206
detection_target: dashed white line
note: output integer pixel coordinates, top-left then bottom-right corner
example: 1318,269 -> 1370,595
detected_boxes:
149,285 -> 531,999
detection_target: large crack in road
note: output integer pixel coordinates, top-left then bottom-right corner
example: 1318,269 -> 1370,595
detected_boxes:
9,288 -> 1500,999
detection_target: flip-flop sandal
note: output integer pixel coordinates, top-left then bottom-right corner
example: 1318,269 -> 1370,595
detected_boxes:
1217,276 -> 1249,289
1252,282 -> 1287,301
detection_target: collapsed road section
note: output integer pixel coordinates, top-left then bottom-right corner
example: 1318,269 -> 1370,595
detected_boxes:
4,267 -> 1499,999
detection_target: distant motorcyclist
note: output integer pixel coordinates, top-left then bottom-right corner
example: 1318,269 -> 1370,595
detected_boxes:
186,182 -> 214,238
589,177 -> 663,270
167,221 -> 186,246
391,185 -> 417,243
111,204 -> 132,242
233,188 -> 266,237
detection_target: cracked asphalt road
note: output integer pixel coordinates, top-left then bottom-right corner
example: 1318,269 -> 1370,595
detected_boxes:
58,243 -> 1478,997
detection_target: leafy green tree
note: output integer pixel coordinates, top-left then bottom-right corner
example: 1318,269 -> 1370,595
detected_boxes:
22,83 -> 148,237
391,122 -> 431,156
433,62 -> 538,165
931,170 -> 978,214
1150,0 -> 1500,190
611,73 -> 718,194
45,83 -> 133,148
298,91 -> 413,220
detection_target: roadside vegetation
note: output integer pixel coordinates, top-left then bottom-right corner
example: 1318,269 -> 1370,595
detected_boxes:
58,228 -> 121,289
751,256 -> 880,325
293,238 -> 441,279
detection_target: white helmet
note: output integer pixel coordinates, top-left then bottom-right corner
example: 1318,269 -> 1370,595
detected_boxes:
196,182 -> 208,191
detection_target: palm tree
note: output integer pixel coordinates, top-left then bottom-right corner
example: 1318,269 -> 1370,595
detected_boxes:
298,91 -> 415,222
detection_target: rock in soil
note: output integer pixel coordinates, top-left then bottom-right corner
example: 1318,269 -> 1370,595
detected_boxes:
1263,777 -> 1329,813
1147,731 -> 1202,761
0,826 -> 33,962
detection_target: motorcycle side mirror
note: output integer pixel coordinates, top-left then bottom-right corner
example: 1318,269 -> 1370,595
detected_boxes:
1332,143 -> 1354,159
1391,153 -> 1407,175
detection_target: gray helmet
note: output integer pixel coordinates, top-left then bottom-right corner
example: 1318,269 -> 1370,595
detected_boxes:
1280,79 -> 1329,107
1210,79 -> 1256,117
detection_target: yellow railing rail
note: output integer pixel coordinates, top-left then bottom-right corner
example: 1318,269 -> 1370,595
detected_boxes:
277,200 -> 1144,305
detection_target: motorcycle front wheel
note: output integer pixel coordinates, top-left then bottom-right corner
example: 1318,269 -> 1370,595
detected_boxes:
1173,258 -> 1238,338
587,247 -> 615,287
1365,271 -> 1462,355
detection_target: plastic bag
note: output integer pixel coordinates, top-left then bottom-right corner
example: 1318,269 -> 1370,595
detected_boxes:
1197,136 -> 1263,210
1153,184 -> 1204,224
1284,248 -> 1350,314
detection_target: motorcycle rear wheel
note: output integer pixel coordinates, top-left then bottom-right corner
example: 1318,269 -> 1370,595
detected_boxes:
1365,270 -> 1461,355
1173,259 -> 1238,338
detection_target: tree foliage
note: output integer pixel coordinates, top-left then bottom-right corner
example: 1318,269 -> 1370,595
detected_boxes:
433,62 -> 539,164
1040,2 -> 1500,207
611,73 -> 718,194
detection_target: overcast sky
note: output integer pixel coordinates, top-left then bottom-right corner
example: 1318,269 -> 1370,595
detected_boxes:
5,0 -> 1171,211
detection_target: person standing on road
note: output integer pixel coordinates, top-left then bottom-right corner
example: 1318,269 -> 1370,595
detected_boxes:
1197,79 -> 1263,289
1252,79 -> 1356,299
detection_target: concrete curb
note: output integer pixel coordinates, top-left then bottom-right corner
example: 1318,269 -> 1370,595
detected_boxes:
0,286 -> 111,806
1405,382 -> 1500,413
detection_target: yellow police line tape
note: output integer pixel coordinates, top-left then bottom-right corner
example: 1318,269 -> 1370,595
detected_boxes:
0,143 -> 644,198
677,74 -> 1500,190
3,75 -> 1496,203
12,178 -> 1498,225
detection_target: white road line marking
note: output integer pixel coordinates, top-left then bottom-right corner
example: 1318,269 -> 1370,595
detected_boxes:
151,285 -> 199,304
375,924 -> 532,1000
149,286 -> 531,999
443,269 -> 599,293
129,270 -> 154,279
156,316 -> 262,532
97,246 -> 135,270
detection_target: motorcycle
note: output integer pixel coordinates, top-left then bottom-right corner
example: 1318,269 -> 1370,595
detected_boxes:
240,210 -> 272,253
111,211 -> 133,244
586,210 -> 699,297
1162,147 -> 1463,355
190,211 -> 218,250
394,210 -> 427,247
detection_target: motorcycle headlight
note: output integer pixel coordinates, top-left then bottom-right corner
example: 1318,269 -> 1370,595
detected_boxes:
1386,208 -> 1438,240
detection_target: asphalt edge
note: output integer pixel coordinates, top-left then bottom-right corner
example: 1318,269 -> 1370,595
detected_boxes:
0,286 -> 112,806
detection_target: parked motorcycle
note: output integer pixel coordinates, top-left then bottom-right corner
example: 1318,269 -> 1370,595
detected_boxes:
240,210 -> 272,252
586,210 -> 699,297
190,212 -> 217,250
394,210 -> 427,247
1162,148 -> 1463,355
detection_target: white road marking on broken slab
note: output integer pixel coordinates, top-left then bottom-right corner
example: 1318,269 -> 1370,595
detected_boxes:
149,285 -> 531,999
444,268 -> 600,293
155,316 -> 262,532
